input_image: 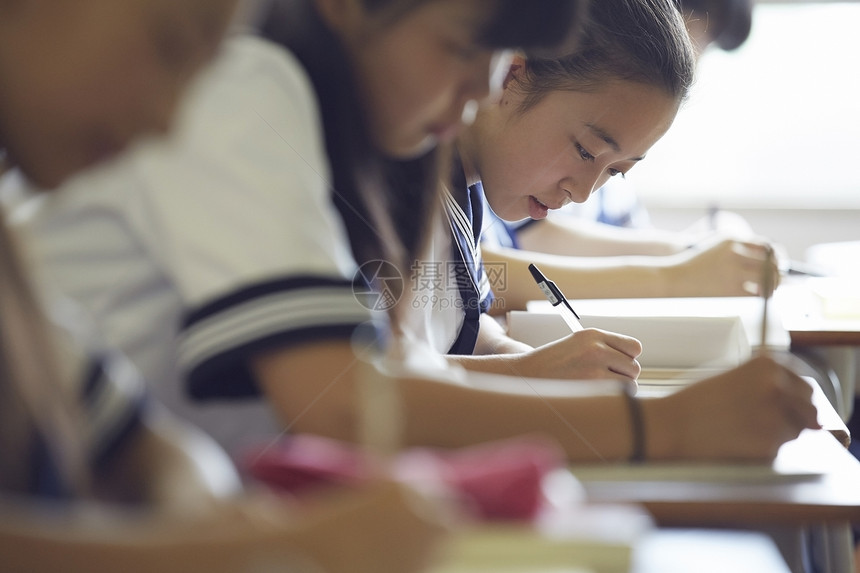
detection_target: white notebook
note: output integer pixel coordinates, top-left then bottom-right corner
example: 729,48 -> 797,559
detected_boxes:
507,309 -> 751,374
524,296 -> 789,351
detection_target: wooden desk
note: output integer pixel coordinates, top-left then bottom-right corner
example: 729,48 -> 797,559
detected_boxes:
571,428 -> 859,573
778,281 -> 860,347
434,525 -> 791,573
512,291 -> 859,571
573,429 -> 860,527
777,280 -> 860,420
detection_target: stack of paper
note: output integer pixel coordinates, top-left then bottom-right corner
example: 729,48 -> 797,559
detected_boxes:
432,503 -> 653,573
810,278 -> 860,319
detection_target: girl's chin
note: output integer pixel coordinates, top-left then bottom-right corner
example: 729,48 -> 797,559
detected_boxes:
495,208 -> 532,224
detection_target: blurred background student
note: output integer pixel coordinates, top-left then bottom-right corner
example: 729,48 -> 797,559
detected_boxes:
0,1 -> 446,571
478,0 -> 781,307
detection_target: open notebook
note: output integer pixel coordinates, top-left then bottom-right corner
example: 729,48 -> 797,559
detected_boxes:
508,305 -> 753,384
522,297 -> 789,349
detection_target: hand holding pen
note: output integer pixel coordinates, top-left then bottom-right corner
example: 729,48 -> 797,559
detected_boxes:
526,263 -> 642,384
759,245 -> 775,352
528,263 -> 584,333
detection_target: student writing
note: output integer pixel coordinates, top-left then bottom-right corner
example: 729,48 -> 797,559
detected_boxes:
15,0 -> 819,469
477,0 -> 778,307
0,1 -> 446,571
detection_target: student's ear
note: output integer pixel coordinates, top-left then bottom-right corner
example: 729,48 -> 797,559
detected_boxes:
502,54 -> 527,90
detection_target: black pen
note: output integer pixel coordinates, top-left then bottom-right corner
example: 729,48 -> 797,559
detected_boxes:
760,245 -> 775,351
786,260 -> 827,277
528,263 -> 584,333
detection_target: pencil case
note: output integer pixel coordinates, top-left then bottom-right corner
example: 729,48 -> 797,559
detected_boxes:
243,433 -> 564,521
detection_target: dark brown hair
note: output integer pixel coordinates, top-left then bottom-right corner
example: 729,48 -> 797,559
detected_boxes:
677,0 -> 752,51
513,0 -> 696,114
259,0 -> 586,274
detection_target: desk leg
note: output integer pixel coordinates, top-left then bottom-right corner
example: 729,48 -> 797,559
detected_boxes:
764,524 -> 854,573
818,347 -> 857,421
810,523 -> 854,573
793,346 -> 856,421
765,526 -> 809,573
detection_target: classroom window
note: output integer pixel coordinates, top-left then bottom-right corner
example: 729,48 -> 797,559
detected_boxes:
630,2 -> 860,209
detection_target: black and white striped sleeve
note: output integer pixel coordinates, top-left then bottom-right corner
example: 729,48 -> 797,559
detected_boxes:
179,276 -> 384,400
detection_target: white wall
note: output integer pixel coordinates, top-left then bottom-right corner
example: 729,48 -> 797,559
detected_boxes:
632,2 -> 860,261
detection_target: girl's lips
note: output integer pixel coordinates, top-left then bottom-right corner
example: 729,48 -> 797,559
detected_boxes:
528,195 -> 549,220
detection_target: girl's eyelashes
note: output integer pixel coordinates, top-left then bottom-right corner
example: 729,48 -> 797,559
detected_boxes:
574,142 -> 594,162
575,140 -> 627,178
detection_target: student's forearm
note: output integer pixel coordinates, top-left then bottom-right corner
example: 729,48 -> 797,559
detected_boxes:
0,481 -> 441,573
516,218 -> 687,257
470,313 -> 532,355
446,352 -> 529,376
254,341 -> 662,462
0,502 -> 319,573
398,374 -> 643,461
256,344 -> 818,465
483,246 -> 677,310
446,314 -> 540,375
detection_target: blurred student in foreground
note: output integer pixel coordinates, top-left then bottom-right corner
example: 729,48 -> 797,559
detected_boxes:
0,1 -> 445,571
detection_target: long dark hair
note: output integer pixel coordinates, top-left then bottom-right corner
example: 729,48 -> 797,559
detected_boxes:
0,216 -> 87,496
514,0 -> 696,113
258,0 -> 585,275
677,0 -> 752,50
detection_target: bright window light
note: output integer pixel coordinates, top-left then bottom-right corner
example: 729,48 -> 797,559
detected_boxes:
631,2 -> 860,209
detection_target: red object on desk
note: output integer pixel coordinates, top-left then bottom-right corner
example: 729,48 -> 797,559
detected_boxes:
244,434 -> 563,521
245,434 -> 372,493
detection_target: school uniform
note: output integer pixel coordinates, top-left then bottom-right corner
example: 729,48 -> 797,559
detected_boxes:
33,323 -> 146,498
403,179 -> 494,355
444,180 -> 495,353
480,198 -> 525,250
13,36 -> 379,455
1,188 -> 145,498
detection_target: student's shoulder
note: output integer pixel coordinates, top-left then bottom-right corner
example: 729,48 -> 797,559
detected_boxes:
219,35 -> 308,84
186,34 -> 317,117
